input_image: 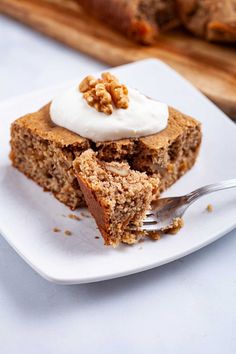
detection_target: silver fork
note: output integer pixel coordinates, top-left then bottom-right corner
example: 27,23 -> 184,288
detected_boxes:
140,179 -> 236,232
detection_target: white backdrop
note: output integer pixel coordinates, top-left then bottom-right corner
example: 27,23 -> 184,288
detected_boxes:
0,15 -> 235,354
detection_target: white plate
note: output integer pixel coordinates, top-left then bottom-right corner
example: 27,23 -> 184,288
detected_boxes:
0,59 -> 236,284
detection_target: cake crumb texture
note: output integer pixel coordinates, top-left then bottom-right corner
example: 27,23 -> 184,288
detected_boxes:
74,149 -> 154,246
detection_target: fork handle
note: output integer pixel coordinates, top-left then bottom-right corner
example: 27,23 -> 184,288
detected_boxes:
186,179 -> 236,204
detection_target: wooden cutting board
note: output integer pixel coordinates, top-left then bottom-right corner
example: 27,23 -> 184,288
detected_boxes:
1,0 -> 236,118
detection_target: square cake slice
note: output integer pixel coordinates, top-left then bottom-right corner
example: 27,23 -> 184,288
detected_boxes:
10,104 -> 201,211
73,149 -> 156,246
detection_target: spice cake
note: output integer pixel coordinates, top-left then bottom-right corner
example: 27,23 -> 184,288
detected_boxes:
10,104 -> 201,210
10,71 -> 201,246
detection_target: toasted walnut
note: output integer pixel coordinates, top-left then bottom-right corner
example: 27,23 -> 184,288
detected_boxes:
102,72 -> 129,109
79,75 -> 97,92
83,87 -> 112,115
104,164 -> 130,177
101,72 -> 117,83
95,83 -> 113,115
101,73 -> 128,109
79,72 -> 129,115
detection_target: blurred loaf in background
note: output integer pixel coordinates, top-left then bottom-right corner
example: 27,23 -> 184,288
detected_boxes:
4,0 -> 235,44
176,0 -> 236,42
42,0 -> 236,43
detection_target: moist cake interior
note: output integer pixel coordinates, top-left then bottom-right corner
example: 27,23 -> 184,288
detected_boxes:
74,149 -> 155,246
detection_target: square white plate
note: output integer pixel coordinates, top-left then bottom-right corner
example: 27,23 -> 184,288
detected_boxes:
0,59 -> 235,284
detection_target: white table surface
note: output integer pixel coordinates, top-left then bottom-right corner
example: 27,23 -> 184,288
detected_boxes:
0,15 -> 236,354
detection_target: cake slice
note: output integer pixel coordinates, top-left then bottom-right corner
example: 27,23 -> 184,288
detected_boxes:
73,149 -> 156,246
9,71 -> 202,247
10,105 -> 201,210
10,71 -> 201,212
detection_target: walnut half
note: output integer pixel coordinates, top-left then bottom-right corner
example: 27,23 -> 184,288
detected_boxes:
79,72 -> 129,115
104,164 -> 130,177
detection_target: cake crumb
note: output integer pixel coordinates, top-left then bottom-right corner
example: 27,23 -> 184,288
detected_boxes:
95,236 -> 100,239
206,204 -> 213,212
64,230 -> 72,236
68,213 -> 81,221
167,217 -> 184,234
80,211 -> 91,218
160,217 -> 184,235
53,227 -> 61,233
148,232 -> 161,240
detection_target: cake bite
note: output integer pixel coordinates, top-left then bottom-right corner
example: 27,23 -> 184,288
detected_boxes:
10,71 -> 202,245
73,149 -> 156,246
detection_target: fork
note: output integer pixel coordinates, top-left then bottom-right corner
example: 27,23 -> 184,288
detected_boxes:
140,179 -> 236,232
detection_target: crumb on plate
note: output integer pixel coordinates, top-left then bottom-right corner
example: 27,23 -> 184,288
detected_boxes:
206,204 -> 213,212
53,227 -> 61,233
167,217 -> 184,234
68,213 -> 81,221
80,211 -> 91,218
148,232 -> 161,240
64,230 -> 72,236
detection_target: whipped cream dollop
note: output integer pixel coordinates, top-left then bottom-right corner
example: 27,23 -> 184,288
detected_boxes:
50,86 -> 169,142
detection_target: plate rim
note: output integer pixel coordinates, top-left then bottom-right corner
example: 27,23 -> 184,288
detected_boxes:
0,58 -> 236,284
